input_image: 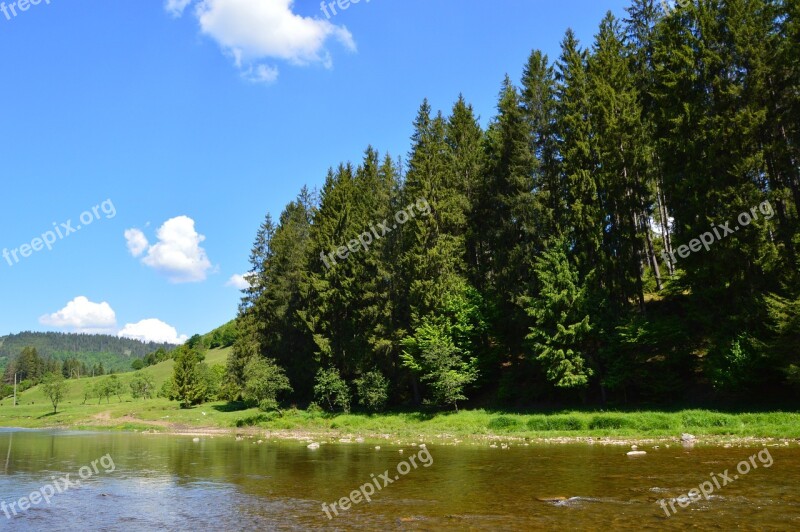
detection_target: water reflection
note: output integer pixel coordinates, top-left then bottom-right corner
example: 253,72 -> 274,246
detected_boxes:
0,429 -> 798,531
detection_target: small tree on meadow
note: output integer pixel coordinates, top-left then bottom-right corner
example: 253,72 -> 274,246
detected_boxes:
41,372 -> 69,414
130,373 -> 156,400
171,347 -> 206,408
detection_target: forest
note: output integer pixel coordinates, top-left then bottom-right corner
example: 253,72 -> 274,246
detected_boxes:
0,332 -> 176,393
216,0 -> 800,412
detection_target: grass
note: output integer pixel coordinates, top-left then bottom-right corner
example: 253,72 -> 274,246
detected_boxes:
0,347 -> 234,429
1,347 -> 798,442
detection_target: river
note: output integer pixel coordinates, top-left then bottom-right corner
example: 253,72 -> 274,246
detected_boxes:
1,428 -> 798,530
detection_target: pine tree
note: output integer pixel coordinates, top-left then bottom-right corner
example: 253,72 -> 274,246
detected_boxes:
300,163 -> 361,381
588,11 -> 650,311
521,50 -> 562,247
524,237 -> 593,390
172,348 -> 205,408
556,30 -> 603,283
477,78 -> 538,358
227,214 -> 276,389
398,100 -> 481,404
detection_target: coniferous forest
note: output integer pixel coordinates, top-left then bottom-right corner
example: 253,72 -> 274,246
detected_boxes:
226,0 -> 800,411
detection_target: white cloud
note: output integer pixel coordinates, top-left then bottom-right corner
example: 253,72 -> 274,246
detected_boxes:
168,0 -> 356,84
226,273 -> 250,289
40,296 -> 188,345
39,296 -> 117,333
124,228 -> 149,257
241,63 -> 279,84
126,216 -> 213,283
118,319 -> 188,345
165,0 -> 193,17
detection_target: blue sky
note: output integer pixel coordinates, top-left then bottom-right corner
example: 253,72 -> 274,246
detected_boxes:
0,0 -> 631,343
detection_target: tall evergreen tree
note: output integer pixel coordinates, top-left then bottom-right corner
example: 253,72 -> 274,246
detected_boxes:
477,78 -> 538,358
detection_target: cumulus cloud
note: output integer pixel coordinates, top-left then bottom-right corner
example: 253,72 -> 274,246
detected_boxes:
124,228 -> 149,257
39,296 -> 117,333
226,273 -> 250,289
40,296 -> 187,344
167,0 -> 356,84
118,319 -> 189,345
126,216 -> 213,283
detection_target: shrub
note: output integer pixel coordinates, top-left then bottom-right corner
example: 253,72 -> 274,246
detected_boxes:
157,379 -> 174,399
306,402 -> 325,416
354,371 -> 389,412
243,358 -> 293,412
681,410 -> 736,429
488,416 -> 523,431
314,368 -> 351,413
527,415 -> 586,431
588,414 -> 635,430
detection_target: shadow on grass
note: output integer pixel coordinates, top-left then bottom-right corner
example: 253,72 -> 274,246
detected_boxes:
211,402 -> 250,413
37,412 -> 58,419
407,411 -> 437,422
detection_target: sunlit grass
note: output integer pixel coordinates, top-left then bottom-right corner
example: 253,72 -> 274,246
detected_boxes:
1,349 -> 798,441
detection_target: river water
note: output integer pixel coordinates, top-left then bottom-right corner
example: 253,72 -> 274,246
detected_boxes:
1,428 -> 798,530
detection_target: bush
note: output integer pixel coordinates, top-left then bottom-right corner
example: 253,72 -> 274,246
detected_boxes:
526,415 -> 586,431
314,368 -> 351,413
634,413 -> 679,431
488,416 -> 523,431
243,358 -> 292,412
681,410 -> 737,429
354,371 -> 389,412
306,402 -> 325,416
588,414 -> 635,430
157,379 -> 174,399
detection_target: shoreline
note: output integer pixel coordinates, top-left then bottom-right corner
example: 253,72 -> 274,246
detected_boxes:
2,420 -> 797,449
3,401 -> 799,448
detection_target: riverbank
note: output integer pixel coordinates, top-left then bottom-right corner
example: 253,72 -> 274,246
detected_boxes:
1,396 -> 799,447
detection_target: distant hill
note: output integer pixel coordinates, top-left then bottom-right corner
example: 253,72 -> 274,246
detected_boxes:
0,332 -> 177,375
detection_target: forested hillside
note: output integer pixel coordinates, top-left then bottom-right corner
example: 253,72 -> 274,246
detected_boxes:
0,332 -> 176,377
224,0 -> 799,411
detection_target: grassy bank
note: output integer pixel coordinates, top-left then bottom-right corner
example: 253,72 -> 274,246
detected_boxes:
1,347 -> 798,443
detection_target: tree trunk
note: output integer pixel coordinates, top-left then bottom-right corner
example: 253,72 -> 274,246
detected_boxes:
657,180 -> 674,275
644,214 -> 663,290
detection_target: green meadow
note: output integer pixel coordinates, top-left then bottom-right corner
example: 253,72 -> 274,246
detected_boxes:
1,346 -> 798,443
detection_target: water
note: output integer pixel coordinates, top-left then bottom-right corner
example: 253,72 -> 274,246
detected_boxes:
1,428 -> 799,530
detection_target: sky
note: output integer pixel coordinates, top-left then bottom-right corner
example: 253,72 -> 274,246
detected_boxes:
0,0 -> 632,344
